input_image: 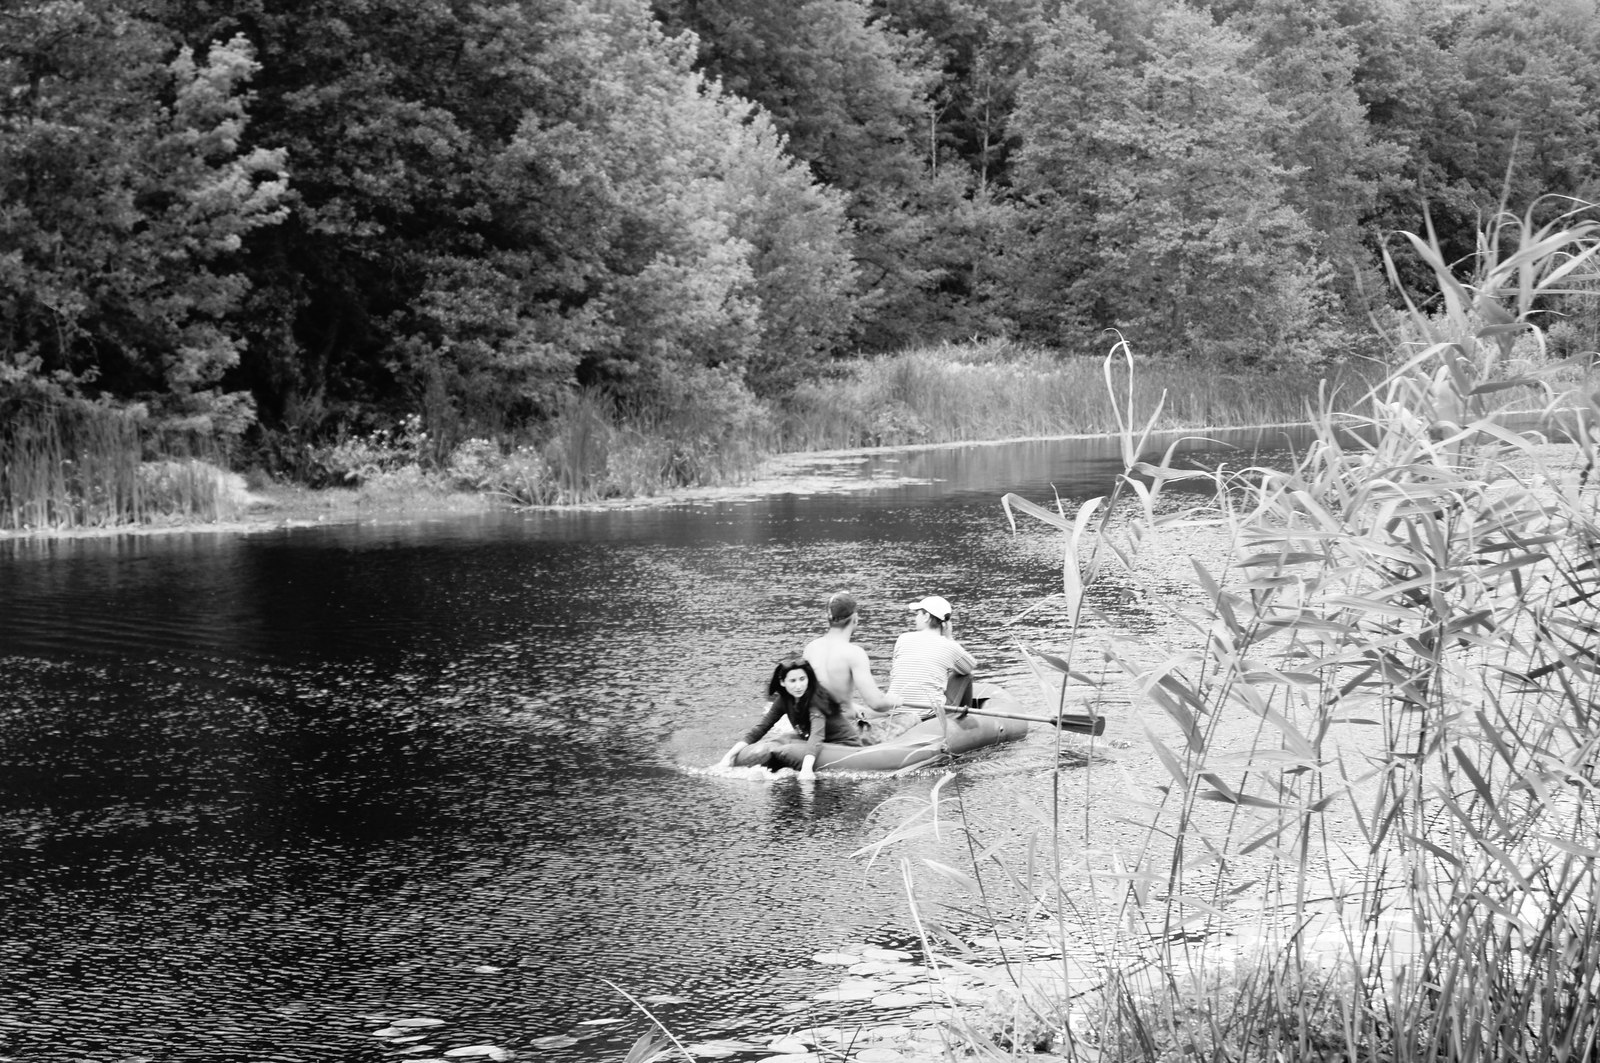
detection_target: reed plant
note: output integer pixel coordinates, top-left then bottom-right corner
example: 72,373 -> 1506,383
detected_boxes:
0,389 -> 253,530
876,201 -> 1600,1061
1,392 -> 142,530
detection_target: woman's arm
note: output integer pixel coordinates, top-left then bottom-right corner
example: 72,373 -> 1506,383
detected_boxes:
720,698 -> 785,766
797,701 -> 833,778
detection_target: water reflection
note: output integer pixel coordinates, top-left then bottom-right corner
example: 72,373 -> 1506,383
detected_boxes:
0,429 -> 1312,1061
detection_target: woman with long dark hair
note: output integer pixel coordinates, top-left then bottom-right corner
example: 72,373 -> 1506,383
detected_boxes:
717,656 -> 863,776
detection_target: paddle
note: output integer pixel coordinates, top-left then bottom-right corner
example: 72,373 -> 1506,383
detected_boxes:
914,702 -> 1107,736
966,705 -> 1106,736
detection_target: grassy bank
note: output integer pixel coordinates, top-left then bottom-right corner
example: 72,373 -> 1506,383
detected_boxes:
864,210 -> 1600,1061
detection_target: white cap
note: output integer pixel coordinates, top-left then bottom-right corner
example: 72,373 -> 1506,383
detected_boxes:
909,595 -> 952,623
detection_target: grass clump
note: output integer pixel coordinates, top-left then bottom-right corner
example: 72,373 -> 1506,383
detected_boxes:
872,200 -> 1600,1061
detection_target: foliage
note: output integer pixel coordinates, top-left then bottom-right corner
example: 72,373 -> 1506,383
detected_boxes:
137,0 -> 856,454
1226,0 -> 1399,316
653,0 -> 971,349
310,413 -> 431,487
0,2 -> 287,430
1011,6 -> 1342,363
873,0 -> 1049,189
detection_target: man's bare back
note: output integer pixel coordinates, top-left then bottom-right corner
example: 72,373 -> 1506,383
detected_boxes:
805,593 -> 894,714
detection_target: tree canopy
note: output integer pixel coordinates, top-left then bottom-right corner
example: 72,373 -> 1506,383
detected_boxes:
3,0 -> 1598,464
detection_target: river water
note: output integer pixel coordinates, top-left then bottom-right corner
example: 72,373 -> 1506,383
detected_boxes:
0,428 -> 1304,1062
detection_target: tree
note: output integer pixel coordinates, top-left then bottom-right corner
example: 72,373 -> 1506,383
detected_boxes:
1446,2 -> 1600,217
1006,7 -> 1127,343
870,0 -> 1051,189
151,0 -> 858,448
655,0 -> 990,349
1012,6 -> 1340,362
0,2 -> 287,434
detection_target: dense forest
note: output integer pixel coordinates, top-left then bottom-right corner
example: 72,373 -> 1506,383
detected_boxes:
3,0 -> 1599,495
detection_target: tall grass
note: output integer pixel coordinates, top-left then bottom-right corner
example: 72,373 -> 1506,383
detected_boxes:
1,393 -> 142,529
528,384 -> 769,504
418,381 -> 773,507
876,201 -> 1600,1061
0,391 -> 247,530
774,338 -> 1383,451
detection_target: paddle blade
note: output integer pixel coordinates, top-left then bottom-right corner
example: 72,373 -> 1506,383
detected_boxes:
1056,714 -> 1106,736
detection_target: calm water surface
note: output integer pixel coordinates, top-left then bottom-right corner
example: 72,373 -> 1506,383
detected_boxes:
0,429 -> 1305,1062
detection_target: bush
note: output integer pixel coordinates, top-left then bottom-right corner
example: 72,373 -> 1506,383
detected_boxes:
310,413 -> 429,486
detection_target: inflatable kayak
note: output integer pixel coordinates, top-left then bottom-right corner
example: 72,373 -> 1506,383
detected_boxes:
730,682 -> 1030,773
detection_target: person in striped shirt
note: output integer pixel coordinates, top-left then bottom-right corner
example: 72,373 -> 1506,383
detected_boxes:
883,595 -> 976,714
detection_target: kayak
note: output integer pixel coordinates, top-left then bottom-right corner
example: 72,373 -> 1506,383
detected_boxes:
729,682 -> 1030,773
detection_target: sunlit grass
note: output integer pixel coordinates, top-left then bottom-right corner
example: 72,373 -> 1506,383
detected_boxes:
772,338 -> 1383,452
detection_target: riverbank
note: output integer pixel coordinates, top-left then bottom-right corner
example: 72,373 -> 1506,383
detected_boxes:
0,422 -> 1303,539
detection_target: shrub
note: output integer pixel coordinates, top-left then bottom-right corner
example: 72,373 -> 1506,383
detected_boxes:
311,413 -> 429,486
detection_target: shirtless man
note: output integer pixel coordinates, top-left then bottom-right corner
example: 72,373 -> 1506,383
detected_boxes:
804,592 -> 907,738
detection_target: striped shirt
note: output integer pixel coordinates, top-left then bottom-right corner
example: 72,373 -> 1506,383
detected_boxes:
886,629 -> 975,708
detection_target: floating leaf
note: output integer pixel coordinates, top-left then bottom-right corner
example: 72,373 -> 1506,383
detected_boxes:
872,992 -> 929,1008
443,1047 -> 507,1060
812,952 -> 858,965
858,948 -> 910,963
863,1024 -> 912,1041
372,1028 -> 407,1038
529,1035 -> 579,1049
394,1018 -> 447,1028
683,1040 -> 761,1058
769,1035 -> 814,1052
856,1050 -> 908,1063
640,994 -> 690,1005
813,986 -> 876,1002
576,1018 -> 625,1026
472,965 -> 503,974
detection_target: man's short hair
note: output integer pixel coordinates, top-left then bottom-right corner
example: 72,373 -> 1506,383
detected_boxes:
827,591 -> 858,625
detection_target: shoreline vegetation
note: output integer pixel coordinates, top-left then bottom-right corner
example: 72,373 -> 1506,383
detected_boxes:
5,338 -> 1598,540
831,213 -> 1600,1062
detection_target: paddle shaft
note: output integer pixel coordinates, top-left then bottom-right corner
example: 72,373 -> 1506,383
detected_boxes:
914,702 -> 1106,736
